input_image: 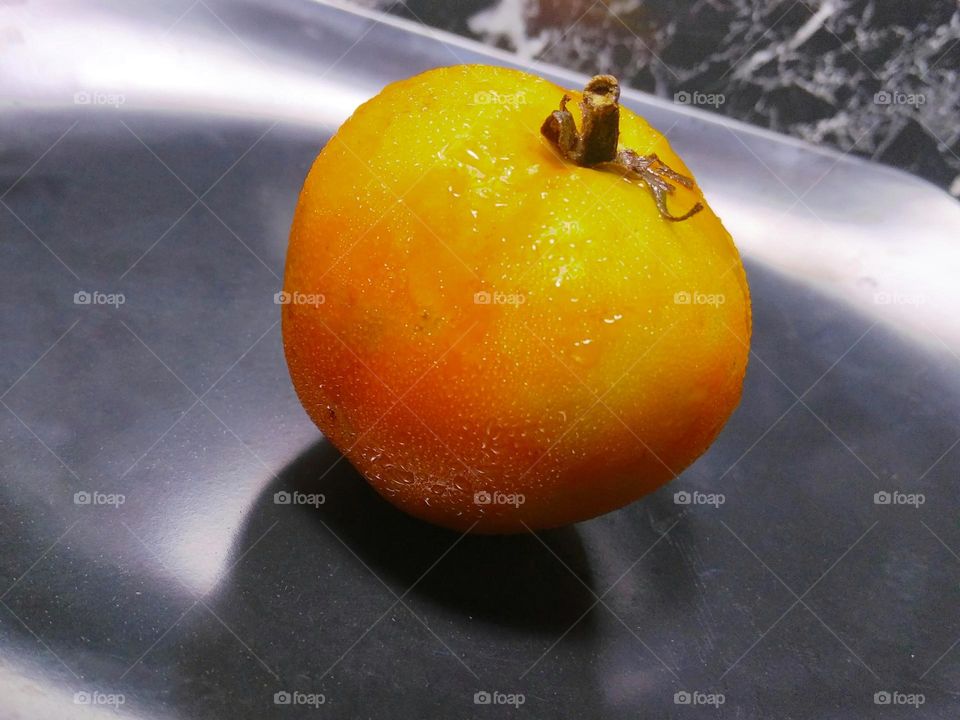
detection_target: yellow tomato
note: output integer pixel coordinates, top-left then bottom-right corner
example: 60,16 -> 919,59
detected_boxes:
282,64 -> 750,533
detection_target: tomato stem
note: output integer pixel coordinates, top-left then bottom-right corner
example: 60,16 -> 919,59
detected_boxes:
541,75 -> 704,222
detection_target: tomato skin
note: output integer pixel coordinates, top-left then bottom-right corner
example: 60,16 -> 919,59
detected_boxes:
283,64 -> 751,533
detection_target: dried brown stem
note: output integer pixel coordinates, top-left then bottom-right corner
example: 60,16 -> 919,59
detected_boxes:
541,75 -> 703,222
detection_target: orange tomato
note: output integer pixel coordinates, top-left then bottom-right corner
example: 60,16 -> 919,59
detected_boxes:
282,65 -> 750,533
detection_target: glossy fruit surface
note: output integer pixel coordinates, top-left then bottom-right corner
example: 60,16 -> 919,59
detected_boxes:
282,64 -> 750,533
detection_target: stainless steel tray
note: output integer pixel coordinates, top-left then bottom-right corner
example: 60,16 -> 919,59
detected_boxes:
3,1 -> 960,718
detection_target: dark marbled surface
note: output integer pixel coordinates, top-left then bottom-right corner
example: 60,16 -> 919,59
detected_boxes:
348,0 -> 960,197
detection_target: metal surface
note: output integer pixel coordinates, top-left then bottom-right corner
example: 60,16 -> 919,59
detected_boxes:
2,1 -> 960,718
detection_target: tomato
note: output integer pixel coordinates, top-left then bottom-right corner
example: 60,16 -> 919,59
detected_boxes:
282,65 -> 750,533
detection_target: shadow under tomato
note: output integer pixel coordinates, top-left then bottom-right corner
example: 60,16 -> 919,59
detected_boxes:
261,438 -> 598,633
